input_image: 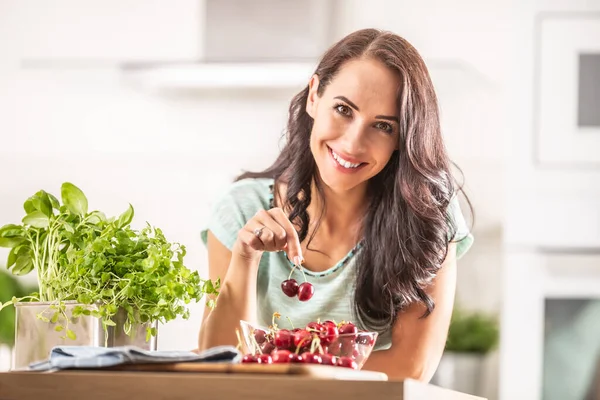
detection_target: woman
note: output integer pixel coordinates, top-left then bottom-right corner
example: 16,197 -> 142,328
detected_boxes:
197,28 -> 474,381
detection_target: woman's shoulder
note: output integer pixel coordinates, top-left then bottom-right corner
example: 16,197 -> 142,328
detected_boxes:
201,177 -> 273,250
446,192 -> 474,259
223,177 -> 274,202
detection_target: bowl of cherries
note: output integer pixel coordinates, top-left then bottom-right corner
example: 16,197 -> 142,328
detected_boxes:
239,314 -> 378,370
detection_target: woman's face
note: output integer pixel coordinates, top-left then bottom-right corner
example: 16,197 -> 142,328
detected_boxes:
307,57 -> 401,194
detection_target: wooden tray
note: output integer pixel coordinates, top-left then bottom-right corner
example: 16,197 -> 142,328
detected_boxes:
104,362 -> 388,381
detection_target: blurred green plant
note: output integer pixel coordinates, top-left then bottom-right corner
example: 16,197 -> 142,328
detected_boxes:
445,306 -> 500,354
0,269 -> 36,346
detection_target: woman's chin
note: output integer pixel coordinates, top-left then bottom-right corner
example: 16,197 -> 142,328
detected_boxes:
319,170 -> 367,193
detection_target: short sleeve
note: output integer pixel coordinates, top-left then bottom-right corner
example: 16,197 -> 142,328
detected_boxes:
200,179 -> 270,251
447,194 -> 474,259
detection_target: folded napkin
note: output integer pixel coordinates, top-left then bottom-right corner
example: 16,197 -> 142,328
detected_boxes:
27,345 -> 241,372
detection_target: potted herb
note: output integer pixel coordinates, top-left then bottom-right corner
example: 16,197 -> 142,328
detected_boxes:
0,183 -> 219,368
431,306 -> 499,396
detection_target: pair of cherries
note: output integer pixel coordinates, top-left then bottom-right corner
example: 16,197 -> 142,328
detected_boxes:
281,256 -> 314,301
281,279 -> 313,301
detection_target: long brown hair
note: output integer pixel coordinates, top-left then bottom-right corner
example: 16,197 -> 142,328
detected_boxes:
237,28 -> 472,333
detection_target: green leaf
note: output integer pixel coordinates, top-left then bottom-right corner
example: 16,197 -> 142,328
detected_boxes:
0,224 -> 24,238
66,329 -> 77,340
47,193 -> 60,210
146,327 -> 158,342
0,237 -> 26,248
87,211 -> 107,225
63,222 -> 75,234
36,314 -> 50,323
7,246 -> 18,268
61,182 -> 88,216
103,319 -> 116,327
54,325 -> 64,332
12,256 -> 34,276
32,190 -> 53,217
116,204 -> 134,228
22,211 -> 49,229
23,199 -> 36,214
50,312 -> 59,324
15,245 -> 30,257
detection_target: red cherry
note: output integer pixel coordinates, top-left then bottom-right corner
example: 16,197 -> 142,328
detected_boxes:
306,321 -> 323,332
326,340 -> 342,356
261,340 -> 275,354
357,334 -> 375,346
242,354 -> 258,363
300,352 -> 322,364
340,339 -> 356,357
339,323 -> 358,336
271,350 -> 292,363
322,320 -> 337,329
290,353 -> 303,363
274,329 -> 293,349
319,324 -> 339,346
293,329 -> 312,349
297,282 -> 314,301
320,353 -> 337,366
253,329 -> 267,344
337,356 -> 358,369
257,354 -> 273,364
281,279 -> 299,297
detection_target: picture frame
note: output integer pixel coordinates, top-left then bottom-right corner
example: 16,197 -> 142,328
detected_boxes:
534,13 -> 600,168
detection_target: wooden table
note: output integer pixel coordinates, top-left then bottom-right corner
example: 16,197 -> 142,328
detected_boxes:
0,367 -> 486,400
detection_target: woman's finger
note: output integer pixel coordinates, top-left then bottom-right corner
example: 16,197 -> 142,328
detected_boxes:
267,208 -> 303,264
253,209 -> 287,250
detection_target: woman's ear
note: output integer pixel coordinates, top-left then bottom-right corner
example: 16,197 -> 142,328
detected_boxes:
305,74 -> 320,118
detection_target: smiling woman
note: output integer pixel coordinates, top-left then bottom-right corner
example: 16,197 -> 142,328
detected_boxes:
197,28 -> 474,381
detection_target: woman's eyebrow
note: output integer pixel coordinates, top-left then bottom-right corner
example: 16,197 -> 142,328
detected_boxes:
334,95 -> 360,111
375,115 -> 399,123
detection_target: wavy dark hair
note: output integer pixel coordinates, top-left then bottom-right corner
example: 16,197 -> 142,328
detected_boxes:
237,28 -> 473,333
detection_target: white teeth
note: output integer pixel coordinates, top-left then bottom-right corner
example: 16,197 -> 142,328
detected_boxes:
331,150 -> 361,168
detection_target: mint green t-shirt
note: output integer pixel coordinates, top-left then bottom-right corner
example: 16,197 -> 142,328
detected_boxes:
200,178 -> 473,350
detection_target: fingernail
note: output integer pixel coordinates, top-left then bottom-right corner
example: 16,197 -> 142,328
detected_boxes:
293,255 -> 304,265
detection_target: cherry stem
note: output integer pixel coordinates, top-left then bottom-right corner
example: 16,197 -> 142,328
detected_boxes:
286,316 -> 295,329
310,336 -> 321,354
235,328 -> 243,351
249,329 -> 264,355
272,312 -> 281,329
287,263 -> 298,280
299,265 -> 308,283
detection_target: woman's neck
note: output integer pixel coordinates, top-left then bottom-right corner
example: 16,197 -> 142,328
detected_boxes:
306,178 -> 368,240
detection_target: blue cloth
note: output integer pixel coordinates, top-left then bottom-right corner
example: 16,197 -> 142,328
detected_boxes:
27,345 -> 241,372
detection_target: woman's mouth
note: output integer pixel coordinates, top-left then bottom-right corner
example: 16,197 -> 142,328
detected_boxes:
327,146 -> 366,172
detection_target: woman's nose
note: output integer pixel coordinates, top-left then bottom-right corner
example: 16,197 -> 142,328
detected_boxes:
341,122 -> 367,154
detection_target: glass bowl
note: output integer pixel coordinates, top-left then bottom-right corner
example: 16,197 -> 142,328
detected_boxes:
239,319 -> 378,370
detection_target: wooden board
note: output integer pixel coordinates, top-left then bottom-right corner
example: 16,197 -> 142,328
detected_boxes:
0,371 -> 488,400
104,362 -> 388,381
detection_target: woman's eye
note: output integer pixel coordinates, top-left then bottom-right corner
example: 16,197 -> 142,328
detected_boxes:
375,121 -> 393,134
335,104 -> 352,116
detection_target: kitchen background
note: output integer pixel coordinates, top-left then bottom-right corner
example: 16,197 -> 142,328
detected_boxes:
0,1 -> 598,399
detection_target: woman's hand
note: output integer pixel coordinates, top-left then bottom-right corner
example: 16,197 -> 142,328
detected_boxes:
232,208 -> 304,265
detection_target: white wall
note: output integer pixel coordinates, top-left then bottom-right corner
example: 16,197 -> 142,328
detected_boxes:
501,0 -> 600,399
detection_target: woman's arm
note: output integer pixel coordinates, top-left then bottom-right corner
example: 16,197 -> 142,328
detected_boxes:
361,242 -> 458,381
197,231 -> 261,351
198,208 -> 303,351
